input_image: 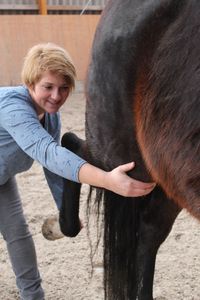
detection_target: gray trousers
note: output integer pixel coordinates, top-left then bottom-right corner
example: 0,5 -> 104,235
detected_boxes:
0,177 -> 44,300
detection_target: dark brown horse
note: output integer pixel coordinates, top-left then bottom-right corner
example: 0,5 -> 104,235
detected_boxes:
60,0 -> 200,299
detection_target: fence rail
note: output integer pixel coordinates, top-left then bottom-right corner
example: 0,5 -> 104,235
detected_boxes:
0,0 -> 108,14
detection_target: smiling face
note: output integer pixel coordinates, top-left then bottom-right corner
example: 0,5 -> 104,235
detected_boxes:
28,71 -> 70,116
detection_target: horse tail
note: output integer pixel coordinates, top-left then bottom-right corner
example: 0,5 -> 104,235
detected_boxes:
103,191 -> 140,299
87,185 -> 150,299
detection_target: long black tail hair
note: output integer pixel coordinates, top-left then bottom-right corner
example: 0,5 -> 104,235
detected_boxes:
87,185 -> 150,299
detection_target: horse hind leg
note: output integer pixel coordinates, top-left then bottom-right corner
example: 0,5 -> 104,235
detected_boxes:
42,132 -> 86,240
60,132 -> 86,237
135,187 -> 181,300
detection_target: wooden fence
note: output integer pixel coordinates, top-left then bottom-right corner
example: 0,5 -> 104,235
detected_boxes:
0,0 -> 108,14
0,15 -> 100,85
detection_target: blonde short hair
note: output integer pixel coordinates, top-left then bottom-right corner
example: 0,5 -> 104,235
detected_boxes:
21,43 -> 76,92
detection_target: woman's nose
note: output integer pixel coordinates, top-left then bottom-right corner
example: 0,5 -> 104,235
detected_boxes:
51,88 -> 61,101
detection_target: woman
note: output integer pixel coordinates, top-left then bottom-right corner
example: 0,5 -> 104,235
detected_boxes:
0,43 -> 155,299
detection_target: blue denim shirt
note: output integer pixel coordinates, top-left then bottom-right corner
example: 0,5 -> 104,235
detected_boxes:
0,85 -> 86,209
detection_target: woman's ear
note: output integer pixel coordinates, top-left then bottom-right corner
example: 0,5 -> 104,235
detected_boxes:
27,83 -> 35,92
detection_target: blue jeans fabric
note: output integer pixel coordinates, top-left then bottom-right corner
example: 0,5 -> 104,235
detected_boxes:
0,177 -> 44,300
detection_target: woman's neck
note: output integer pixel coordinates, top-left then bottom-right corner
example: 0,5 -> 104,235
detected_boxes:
39,113 -> 45,126
38,113 -> 45,120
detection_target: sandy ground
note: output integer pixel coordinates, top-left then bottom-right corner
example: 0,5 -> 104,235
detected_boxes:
1,89 -> 200,300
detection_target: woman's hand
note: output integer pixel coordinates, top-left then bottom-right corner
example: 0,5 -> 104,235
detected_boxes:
104,162 -> 156,197
78,161 -> 156,197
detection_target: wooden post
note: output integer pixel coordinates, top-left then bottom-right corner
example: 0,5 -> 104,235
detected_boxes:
38,0 -> 47,15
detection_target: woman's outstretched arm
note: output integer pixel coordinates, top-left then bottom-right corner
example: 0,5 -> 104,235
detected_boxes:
78,161 -> 156,197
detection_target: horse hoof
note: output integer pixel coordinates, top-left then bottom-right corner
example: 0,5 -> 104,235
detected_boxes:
41,215 -> 64,241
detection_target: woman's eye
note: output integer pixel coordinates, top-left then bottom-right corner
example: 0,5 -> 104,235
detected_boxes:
60,87 -> 69,92
44,86 -> 52,90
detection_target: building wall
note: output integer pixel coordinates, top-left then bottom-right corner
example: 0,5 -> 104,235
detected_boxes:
0,15 -> 100,85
